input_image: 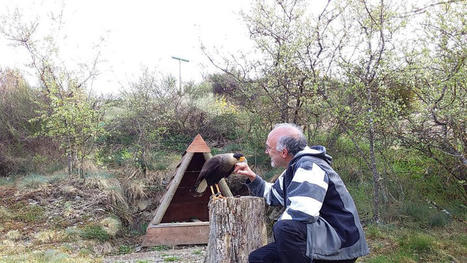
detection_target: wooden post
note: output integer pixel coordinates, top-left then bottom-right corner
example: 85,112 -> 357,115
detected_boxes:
206,196 -> 267,263
150,152 -> 194,225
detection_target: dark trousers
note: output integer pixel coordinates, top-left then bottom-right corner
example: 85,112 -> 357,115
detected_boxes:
248,220 -> 357,263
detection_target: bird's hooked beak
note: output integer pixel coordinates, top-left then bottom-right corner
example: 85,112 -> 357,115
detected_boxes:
238,156 -> 246,162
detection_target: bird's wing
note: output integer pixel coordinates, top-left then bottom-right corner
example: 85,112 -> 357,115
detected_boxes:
195,157 -> 223,185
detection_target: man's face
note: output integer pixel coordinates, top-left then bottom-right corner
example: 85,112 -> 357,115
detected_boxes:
265,131 -> 286,168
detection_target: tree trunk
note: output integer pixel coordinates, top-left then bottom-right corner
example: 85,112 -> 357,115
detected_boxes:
206,196 -> 267,263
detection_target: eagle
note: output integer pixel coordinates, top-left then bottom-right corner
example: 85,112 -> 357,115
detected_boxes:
193,153 -> 246,200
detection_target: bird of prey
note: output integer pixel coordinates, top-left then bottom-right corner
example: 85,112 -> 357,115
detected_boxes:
193,153 -> 246,200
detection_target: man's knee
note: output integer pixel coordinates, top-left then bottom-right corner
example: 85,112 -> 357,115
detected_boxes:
273,220 -> 307,240
248,249 -> 261,262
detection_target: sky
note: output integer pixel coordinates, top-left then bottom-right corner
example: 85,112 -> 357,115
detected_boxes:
0,0 -> 253,95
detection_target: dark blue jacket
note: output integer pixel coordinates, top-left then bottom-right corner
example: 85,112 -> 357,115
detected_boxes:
247,146 -> 369,260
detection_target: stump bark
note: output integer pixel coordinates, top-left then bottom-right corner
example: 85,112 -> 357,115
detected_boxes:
206,196 -> 267,263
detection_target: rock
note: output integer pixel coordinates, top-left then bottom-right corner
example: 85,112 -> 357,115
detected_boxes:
99,217 -> 122,237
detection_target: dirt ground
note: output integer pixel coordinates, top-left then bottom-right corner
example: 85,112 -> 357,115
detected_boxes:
0,177 -> 211,263
104,246 -> 207,263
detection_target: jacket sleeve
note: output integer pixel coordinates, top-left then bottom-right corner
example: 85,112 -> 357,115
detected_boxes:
281,162 -> 329,223
246,170 -> 286,207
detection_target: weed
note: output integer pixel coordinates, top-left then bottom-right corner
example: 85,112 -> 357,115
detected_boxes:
17,173 -> 50,188
163,256 -> 180,262
399,232 -> 435,254
192,249 -> 203,255
0,177 -> 14,186
151,245 -> 170,251
80,225 -> 111,242
428,212 -> 450,227
365,224 -> 385,239
118,245 -> 132,254
14,204 -> 45,223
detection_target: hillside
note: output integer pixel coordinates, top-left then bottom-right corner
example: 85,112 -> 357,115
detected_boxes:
0,173 -> 465,262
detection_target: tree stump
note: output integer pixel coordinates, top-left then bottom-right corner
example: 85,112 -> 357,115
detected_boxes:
206,196 -> 267,263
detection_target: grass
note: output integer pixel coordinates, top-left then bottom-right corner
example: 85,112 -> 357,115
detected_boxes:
16,173 -> 68,189
362,222 -> 466,262
79,225 -> 111,242
192,249 -> 203,255
118,245 -> 132,254
151,245 -> 170,251
0,176 -> 15,186
12,203 -> 46,223
163,256 -> 180,262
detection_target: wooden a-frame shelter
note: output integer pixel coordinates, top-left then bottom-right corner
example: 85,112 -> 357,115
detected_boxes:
142,134 -> 233,246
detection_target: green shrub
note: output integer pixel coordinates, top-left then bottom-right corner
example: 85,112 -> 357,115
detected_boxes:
428,212 -> 450,227
80,225 -> 111,242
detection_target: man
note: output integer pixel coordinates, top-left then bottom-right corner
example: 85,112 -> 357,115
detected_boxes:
235,123 -> 369,263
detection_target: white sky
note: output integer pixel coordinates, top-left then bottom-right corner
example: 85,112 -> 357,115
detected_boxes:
0,0 -> 253,95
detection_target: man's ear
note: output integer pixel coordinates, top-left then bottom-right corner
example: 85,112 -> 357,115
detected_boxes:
280,149 -> 288,158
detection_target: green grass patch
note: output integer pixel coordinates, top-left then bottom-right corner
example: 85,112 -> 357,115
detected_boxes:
163,256 -> 180,262
79,225 -> 111,242
399,232 -> 435,253
17,173 -> 50,188
0,177 -> 15,186
151,245 -> 170,251
12,203 -> 45,223
118,245 -> 132,254
192,249 -> 203,255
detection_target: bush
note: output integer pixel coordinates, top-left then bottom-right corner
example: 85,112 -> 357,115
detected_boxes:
428,212 -> 450,228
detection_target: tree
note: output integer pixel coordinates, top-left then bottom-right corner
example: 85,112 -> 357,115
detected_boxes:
0,6 -> 105,176
0,68 -> 41,176
399,1 -> 466,190
204,0 -> 344,130
115,70 -> 177,173
330,0 -> 413,223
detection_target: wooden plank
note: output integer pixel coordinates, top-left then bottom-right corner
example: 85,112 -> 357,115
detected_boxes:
142,222 -> 210,247
151,152 -> 194,225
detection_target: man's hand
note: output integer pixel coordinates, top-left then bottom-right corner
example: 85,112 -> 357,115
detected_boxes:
234,162 -> 257,182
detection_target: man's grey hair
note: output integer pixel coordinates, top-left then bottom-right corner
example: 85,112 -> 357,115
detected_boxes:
273,123 -> 307,156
